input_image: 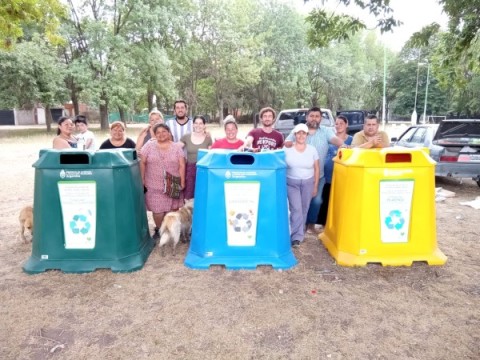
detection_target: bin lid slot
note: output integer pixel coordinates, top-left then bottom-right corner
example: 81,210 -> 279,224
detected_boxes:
60,153 -> 90,164
230,154 -> 254,165
386,153 -> 411,163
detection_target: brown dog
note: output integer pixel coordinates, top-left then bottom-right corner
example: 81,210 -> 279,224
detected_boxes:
19,205 -> 34,243
159,199 -> 193,256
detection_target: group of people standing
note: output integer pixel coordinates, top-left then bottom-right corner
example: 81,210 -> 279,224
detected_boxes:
283,109 -> 390,248
53,116 -> 135,151
52,101 -> 390,248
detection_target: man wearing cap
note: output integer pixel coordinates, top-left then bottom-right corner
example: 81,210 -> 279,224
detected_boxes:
165,99 -> 193,142
244,107 -> 284,151
284,107 -> 344,234
284,123 -> 320,247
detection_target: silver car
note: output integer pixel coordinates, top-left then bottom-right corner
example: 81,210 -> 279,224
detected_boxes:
392,119 -> 480,187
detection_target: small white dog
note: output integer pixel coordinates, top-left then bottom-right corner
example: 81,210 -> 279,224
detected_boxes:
159,199 -> 193,256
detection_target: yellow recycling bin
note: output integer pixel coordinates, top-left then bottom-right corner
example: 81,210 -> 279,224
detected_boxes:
319,147 -> 447,266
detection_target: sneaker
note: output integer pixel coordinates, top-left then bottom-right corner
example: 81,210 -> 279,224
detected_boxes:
292,240 -> 300,248
152,227 -> 160,239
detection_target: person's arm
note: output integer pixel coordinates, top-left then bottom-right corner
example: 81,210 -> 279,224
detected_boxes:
351,132 -> 374,148
179,156 -> 186,190
136,127 -> 149,151
283,130 -> 295,148
53,137 -> 71,149
85,133 -> 94,149
379,131 -> 390,148
140,157 -> 146,185
312,158 -> 320,198
243,135 -> 254,149
329,135 -> 344,147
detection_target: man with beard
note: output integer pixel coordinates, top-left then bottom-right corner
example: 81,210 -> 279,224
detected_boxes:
165,99 -> 193,142
244,107 -> 284,151
284,107 -> 344,234
351,114 -> 390,148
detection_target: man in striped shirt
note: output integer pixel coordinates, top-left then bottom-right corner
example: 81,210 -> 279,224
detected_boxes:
165,99 -> 193,142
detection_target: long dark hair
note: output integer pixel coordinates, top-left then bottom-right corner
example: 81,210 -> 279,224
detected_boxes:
57,116 -> 71,135
193,115 -> 206,124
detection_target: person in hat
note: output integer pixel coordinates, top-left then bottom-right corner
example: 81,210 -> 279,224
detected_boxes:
244,107 -> 283,151
284,123 -> 319,248
74,115 -> 96,150
99,121 -> 136,149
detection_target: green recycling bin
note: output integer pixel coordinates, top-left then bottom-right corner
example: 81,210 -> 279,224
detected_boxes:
23,149 -> 155,274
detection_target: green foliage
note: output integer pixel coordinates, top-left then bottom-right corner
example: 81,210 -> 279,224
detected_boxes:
0,0 -> 66,48
1,0 -> 479,121
305,0 -> 401,48
0,37 -> 67,108
306,10 -> 366,48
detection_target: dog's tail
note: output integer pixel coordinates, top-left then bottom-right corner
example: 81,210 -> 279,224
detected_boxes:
159,231 -> 170,247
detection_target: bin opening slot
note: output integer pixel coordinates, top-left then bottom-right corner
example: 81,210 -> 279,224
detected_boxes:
60,153 -> 90,164
230,154 -> 254,165
386,153 -> 411,163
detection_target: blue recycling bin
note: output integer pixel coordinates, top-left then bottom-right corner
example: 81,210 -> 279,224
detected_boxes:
184,149 -> 297,270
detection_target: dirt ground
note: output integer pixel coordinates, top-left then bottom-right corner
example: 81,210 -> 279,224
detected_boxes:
0,127 -> 479,359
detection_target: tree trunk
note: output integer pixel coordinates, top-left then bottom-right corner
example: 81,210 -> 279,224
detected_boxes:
217,98 -> 224,126
72,89 -> 80,116
99,105 -> 109,130
147,88 -> 154,110
45,105 -> 53,133
119,107 -> 126,123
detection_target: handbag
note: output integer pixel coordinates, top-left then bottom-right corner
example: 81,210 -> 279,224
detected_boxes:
163,169 -> 182,199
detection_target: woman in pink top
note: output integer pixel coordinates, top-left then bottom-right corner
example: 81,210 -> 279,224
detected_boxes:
211,116 -> 244,150
140,123 -> 186,238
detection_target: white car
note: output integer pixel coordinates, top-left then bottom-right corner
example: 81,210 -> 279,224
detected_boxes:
274,108 -> 334,139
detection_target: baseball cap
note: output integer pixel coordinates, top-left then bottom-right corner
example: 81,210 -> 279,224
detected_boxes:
293,123 -> 309,134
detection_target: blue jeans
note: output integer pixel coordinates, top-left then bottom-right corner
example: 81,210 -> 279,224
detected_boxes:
306,176 -> 326,224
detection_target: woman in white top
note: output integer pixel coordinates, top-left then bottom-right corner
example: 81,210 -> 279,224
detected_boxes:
283,123 -> 319,247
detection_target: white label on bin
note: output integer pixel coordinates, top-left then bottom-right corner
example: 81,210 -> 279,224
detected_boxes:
224,181 -> 260,246
379,180 -> 414,243
58,181 -> 97,249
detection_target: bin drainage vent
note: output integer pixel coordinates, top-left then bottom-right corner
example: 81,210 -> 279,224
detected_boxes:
60,153 -> 90,164
230,154 -> 254,165
386,153 -> 411,163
